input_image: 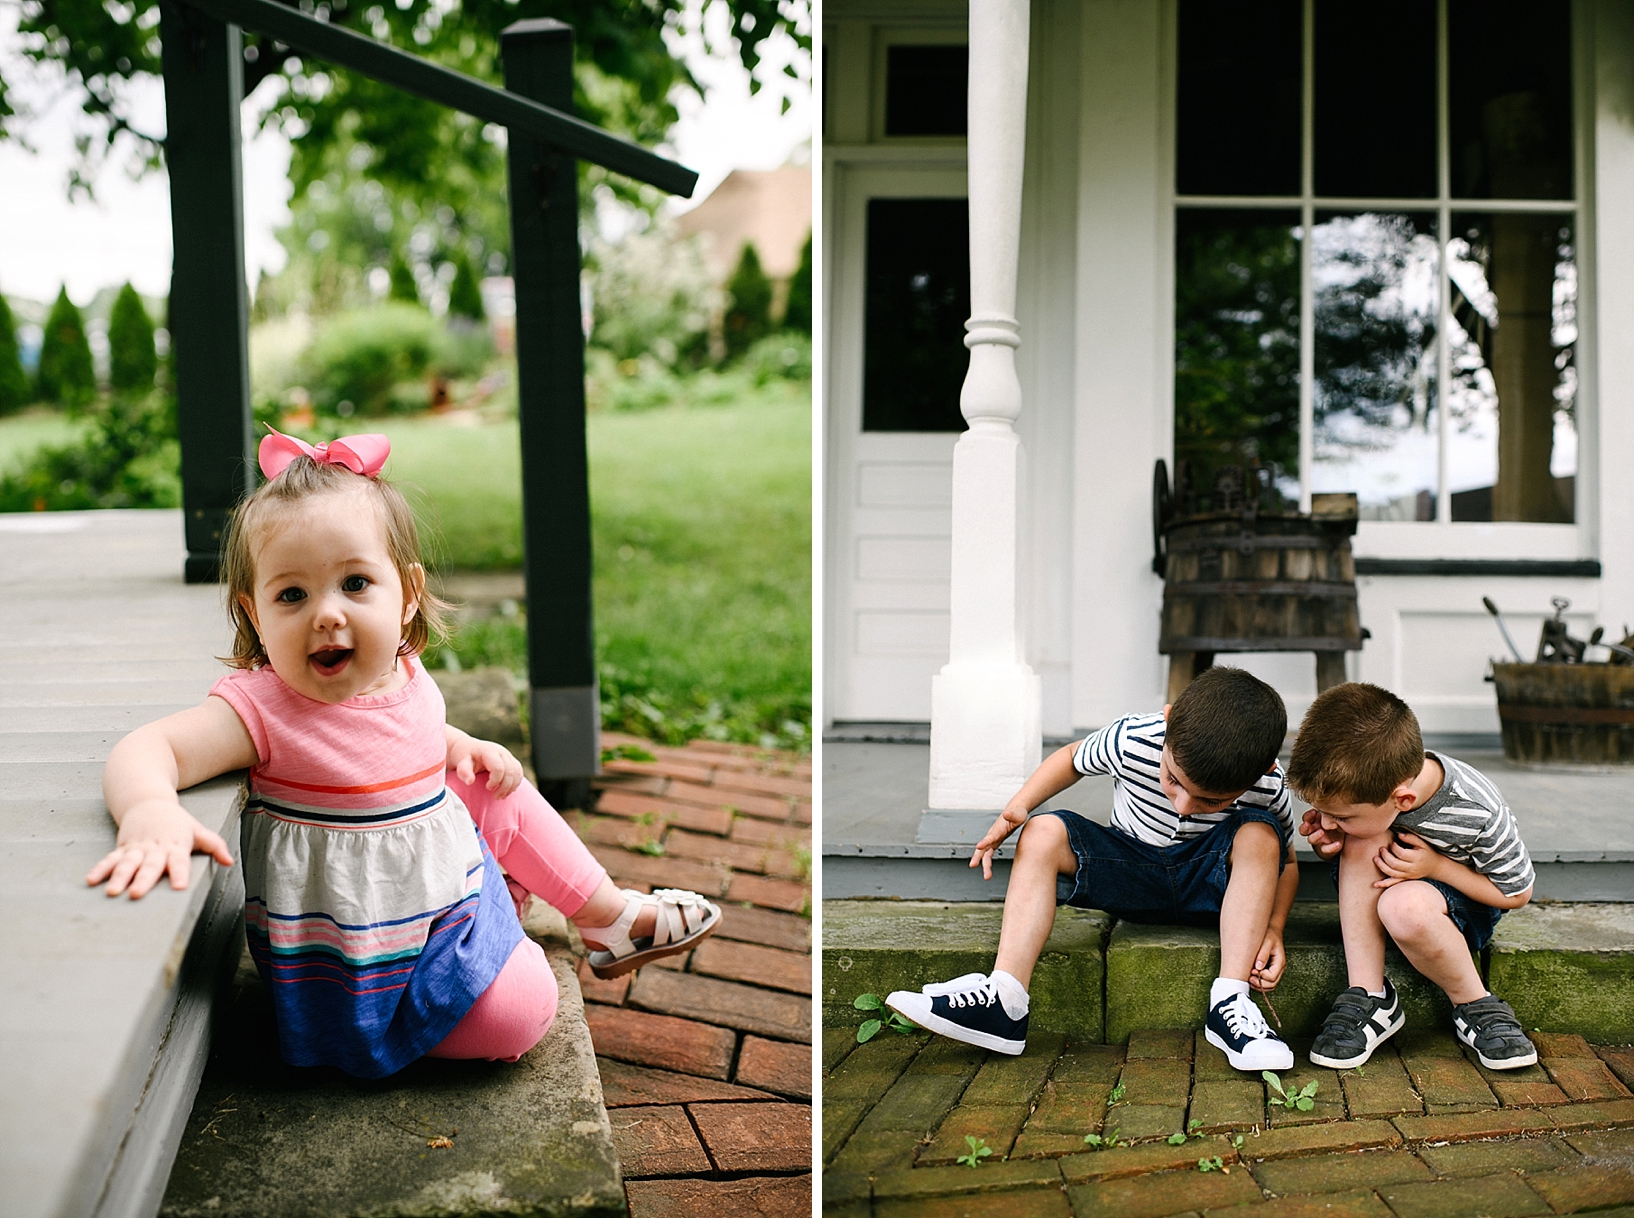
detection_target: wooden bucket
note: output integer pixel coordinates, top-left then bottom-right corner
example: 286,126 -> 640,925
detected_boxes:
1491,662 -> 1634,766
1159,517 -> 1364,656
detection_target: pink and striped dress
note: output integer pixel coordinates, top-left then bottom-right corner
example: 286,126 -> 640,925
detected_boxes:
210,657 -> 522,1077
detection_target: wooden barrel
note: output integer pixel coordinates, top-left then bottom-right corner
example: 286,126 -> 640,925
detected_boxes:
1492,662 -> 1634,766
1159,516 -> 1364,656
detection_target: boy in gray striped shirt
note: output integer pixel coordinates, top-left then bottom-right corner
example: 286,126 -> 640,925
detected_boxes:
1289,683 -> 1537,1070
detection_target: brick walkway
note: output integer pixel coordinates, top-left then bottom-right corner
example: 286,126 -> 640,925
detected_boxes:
570,734 -> 813,1217
824,1025 -> 1634,1217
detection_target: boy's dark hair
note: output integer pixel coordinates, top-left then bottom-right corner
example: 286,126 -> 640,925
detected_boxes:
1286,682 -> 1424,805
1166,667 -> 1287,793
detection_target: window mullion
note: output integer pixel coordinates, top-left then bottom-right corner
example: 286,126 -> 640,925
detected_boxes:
1299,0 -> 1315,512
1436,0 -> 1452,524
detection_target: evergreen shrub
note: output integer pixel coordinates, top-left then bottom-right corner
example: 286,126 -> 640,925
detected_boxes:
37,287 -> 95,407
783,232 -> 812,335
108,283 -> 157,393
0,294 -> 28,414
723,243 -> 773,359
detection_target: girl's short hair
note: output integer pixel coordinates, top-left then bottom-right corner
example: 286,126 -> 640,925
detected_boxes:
220,456 -> 450,670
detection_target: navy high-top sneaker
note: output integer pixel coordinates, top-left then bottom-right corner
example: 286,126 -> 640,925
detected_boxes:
886,974 -> 1028,1055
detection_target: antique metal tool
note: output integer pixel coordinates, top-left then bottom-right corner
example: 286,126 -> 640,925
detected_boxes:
1536,597 -> 1588,663
1482,597 -> 1526,663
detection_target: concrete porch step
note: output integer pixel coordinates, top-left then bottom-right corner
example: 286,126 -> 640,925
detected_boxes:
160,937 -> 623,1218
822,900 -> 1634,1045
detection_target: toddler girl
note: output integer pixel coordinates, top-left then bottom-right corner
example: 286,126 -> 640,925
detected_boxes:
87,430 -> 719,1078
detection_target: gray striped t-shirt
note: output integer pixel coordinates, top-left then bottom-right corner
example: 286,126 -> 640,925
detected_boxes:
1072,713 -> 1293,849
1392,751 -> 1534,897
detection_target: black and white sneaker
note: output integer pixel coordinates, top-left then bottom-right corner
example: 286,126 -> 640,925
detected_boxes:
1310,980 -> 1406,1069
1204,990 -> 1294,1071
886,976 -> 1028,1056
1453,995 -> 1538,1069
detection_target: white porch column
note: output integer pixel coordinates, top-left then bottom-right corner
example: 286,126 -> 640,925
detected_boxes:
928,0 -> 1042,809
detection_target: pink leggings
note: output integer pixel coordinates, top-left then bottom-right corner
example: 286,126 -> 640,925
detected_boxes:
425,772 -> 606,1063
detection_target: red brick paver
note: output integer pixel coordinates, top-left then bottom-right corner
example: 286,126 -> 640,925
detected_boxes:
824,1028 -> 1634,1215
581,735 -> 811,1216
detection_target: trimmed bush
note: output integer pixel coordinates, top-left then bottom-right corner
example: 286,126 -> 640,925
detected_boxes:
301,304 -> 437,416
389,255 -> 420,304
587,226 -> 715,368
108,283 -> 157,393
783,232 -> 812,334
37,287 -> 95,406
448,254 -> 485,321
723,242 -> 773,360
0,294 -> 28,414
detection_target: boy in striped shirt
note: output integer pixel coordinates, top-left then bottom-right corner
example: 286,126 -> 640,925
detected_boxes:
1290,683 -> 1537,1070
889,667 -> 1301,1071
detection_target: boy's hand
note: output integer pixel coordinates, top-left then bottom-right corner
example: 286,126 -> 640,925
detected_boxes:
1299,808 -> 1345,859
1250,928 -> 1286,991
86,800 -> 234,899
447,729 -> 524,798
1373,831 -> 1439,887
969,804 -> 1029,880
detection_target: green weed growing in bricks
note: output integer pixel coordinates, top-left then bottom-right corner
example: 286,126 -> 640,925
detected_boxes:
1082,1126 -> 1126,1150
601,743 -> 657,764
1198,1156 -> 1227,1173
853,994 -> 915,1043
1108,1080 -> 1126,1104
1263,1071 -> 1318,1111
956,1136 -> 992,1168
1167,1119 -> 1205,1145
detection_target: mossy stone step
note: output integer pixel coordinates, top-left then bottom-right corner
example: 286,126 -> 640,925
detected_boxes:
822,902 -> 1111,1041
160,943 -> 622,1218
824,900 -> 1634,1045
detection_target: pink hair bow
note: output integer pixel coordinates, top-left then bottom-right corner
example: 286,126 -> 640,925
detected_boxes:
258,427 -> 391,481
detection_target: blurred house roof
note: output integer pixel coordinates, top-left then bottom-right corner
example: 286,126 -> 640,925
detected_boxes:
675,167 -> 812,282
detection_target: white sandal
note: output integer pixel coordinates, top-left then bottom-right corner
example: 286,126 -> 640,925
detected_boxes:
579,887 -> 722,979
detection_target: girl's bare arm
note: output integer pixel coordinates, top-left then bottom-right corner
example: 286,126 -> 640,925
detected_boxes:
90,696 -> 259,899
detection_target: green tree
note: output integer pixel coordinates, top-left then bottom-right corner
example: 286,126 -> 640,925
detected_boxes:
0,293 -> 28,414
447,253 -> 486,321
389,254 -> 421,305
724,243 -> 773,359
108,282 -> 157,393
37,287 -> 95,407
783,231 -> 812,334
8,0 -> 810,237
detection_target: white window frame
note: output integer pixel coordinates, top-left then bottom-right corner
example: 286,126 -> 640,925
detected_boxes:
1164,0 -> 1596,561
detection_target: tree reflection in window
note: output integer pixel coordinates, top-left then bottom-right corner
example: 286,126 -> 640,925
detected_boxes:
1445,217 -> 1576,521
1311,213 -> 1439,521
1173,210 -> 1300,508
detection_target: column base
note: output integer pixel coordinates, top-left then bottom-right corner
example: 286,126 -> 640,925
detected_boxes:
529,684 -> 600,782
928,662 -> 1042,809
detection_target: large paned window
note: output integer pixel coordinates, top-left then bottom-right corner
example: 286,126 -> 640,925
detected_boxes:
1174,0 -> 1576,524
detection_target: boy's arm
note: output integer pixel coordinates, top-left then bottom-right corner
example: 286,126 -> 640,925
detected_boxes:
1375,832 -> 1532,909
91,697 -> 258,899
969,742 -> 1083,879
1251,840 -> 1301,991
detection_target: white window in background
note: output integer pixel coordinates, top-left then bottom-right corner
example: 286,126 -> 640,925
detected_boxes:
1172,0 -> 1577,525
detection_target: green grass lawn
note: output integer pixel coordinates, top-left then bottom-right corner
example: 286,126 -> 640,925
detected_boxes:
0,407 -> 88,476
380,382 -> 811,749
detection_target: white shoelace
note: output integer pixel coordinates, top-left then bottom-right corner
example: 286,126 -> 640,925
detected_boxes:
945,980 -> 999,1011
1221,992 -> 1272,1040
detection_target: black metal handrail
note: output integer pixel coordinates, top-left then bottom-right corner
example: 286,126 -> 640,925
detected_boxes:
176,0 -> 697,198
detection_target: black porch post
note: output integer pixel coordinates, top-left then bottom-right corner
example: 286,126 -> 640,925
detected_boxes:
501,19 -> 599,801
160,0 -> 257,582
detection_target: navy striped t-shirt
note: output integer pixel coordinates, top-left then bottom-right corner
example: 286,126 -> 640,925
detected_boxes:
1070,713 -> 1293,848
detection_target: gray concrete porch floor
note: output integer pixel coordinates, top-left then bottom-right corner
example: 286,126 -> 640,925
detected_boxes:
823,736 -> 1634,902
0,510 -> 246,1218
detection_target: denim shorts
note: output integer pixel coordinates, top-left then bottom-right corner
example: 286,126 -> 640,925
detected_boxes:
1327,858 -> 1505,952
1037,807 -> 1289,928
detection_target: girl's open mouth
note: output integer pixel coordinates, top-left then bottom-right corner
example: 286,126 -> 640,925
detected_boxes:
310,647 -> 354,675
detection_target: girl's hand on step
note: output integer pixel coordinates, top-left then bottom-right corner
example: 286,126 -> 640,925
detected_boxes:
85,800 -> 234,899
446,726 -> 524,797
